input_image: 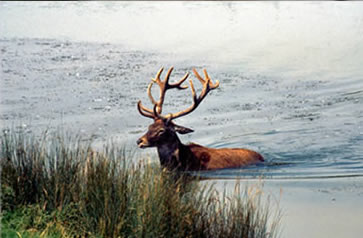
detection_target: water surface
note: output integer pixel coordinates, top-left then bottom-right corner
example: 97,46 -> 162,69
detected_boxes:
1,2 -> 363,180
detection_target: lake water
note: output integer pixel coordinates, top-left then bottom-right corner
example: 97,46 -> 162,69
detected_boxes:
1,2 -> 363,180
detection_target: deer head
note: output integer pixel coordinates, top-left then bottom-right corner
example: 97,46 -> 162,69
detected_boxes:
136,67 -> 219,149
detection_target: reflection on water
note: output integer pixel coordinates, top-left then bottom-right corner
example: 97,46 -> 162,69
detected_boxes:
1,2 -> 363,180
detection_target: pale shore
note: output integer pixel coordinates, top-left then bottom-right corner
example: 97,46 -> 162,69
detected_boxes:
211,177 -> 363,238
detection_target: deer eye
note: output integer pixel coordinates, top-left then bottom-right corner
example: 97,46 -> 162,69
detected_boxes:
157,128 -> 165,135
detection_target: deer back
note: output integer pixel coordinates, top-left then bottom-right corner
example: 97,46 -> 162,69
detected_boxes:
187,143 -> 264,170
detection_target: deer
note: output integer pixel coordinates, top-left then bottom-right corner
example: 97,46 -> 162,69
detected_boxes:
136,67 -> 264,171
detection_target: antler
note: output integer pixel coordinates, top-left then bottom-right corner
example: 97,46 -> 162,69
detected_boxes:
165,68 -> 219,120
137,67 -> 189,119
137,67 -> 219,120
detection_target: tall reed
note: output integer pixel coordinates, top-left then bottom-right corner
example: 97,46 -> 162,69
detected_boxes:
1,129 -> 280,238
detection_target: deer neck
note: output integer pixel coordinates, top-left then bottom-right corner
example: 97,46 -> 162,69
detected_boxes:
156,135 -> 184,169
156,135 -> 203,171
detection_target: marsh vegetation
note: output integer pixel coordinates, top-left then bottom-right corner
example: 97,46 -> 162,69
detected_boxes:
1,129 -> 280,238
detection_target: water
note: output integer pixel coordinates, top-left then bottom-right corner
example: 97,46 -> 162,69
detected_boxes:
1,2 -> 363,180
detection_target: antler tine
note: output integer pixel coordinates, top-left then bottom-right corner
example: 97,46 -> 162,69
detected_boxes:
203,69 -> 219,89
164,67 -> 173,86
193,68 -> 220,89
153,67 -> 164,84
147,67 -> 163,105
166,69 -> 219,120
168,70 -> 190,90
137,101 -> 155,119
192,68 -> 206,85
147,82 -> 158,105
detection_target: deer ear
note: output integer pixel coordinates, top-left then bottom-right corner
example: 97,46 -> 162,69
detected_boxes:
173,123 -> 194,134
165,119 -> 194,134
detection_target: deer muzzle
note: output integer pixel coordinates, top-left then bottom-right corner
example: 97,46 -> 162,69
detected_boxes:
136,137 -> 149,148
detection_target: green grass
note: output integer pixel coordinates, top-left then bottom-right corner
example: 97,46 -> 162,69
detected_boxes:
1,129 -> 280,238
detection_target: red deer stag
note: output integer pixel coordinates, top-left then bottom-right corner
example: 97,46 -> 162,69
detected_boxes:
137,67 -> 264,171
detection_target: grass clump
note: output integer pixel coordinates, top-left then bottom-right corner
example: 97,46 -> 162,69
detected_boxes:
1,129 -> 280,238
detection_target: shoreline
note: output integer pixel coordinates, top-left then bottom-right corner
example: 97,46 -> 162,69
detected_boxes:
210,176 -> 363,238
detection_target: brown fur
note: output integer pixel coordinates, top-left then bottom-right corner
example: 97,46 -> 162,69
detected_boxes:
187,143 -> 264,170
